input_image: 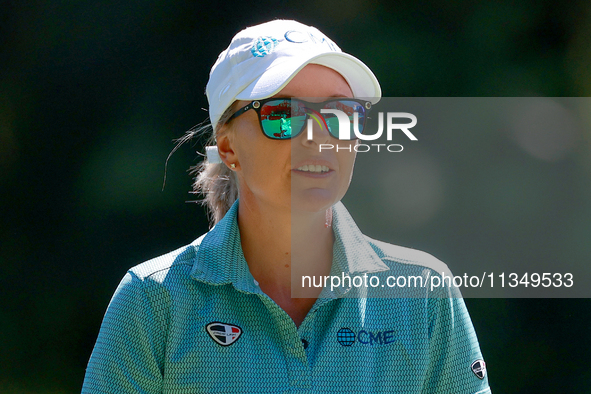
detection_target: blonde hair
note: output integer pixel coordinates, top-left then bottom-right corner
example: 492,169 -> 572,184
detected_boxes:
173,105 -> 239,227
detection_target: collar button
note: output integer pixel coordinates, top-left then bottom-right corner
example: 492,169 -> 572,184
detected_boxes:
301,339 -> 309,349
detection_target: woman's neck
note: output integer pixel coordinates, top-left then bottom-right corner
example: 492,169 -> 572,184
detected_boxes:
237,199 -> 334,301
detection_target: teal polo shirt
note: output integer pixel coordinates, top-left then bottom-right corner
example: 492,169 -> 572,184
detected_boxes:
83,200 -> 491,393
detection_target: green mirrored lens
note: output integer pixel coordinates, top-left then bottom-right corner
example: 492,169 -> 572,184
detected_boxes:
322,100 -> 366,139
324,115 -> 340,136
289,116 -> 307,137
258,99 -> 368,140
260,99 -> 294,139
261,118 -> 290,139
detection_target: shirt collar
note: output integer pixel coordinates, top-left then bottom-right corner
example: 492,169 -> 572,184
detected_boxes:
190,199 -> 261,294
319,201 -> 390,299
190,200 -> 389,295
330,201 -> 390,276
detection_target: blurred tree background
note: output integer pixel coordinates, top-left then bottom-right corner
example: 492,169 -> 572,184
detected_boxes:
1,0 -> 590,392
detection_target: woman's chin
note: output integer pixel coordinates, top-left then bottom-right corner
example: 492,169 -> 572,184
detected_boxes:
290,188 -> 340,214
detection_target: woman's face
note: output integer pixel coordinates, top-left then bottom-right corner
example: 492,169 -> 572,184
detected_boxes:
219,64 -> 357,214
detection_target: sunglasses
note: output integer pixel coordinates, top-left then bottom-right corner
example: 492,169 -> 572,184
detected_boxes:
226,98 -> 372,140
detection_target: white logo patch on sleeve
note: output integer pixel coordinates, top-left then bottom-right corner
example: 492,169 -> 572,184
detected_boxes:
471,359 -> 487,379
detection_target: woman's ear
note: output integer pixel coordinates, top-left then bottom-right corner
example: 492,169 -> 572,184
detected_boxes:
216,130 -> 238,170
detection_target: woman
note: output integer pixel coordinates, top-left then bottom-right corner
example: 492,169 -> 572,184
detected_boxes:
83,20 -> 491,393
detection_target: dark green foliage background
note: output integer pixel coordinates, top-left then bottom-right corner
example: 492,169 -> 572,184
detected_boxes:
1,0 -> 590,392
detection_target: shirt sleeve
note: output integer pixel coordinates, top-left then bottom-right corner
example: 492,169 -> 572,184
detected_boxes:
82,271 -> 165,393
422,285 -> 492,394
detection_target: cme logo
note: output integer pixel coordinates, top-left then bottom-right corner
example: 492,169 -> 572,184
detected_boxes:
250,30 -> 337,58
337,327 -> 397,346
251,36 -> 278,57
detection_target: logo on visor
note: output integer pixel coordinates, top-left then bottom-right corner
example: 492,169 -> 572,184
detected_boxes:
251,36 -> 278,57
206,322 -> 243,346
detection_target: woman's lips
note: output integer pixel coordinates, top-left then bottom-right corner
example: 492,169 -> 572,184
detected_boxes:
291,167 -> 334,178
296,164 -> 330,173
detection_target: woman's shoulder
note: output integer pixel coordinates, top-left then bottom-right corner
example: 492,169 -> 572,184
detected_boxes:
363,234 -> 452,276
126,233 -> 208,284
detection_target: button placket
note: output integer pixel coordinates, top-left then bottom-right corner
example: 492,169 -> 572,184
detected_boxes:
258,294 -> 312,391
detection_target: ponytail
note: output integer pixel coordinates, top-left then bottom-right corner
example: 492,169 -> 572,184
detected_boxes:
177,105 -> 239,227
